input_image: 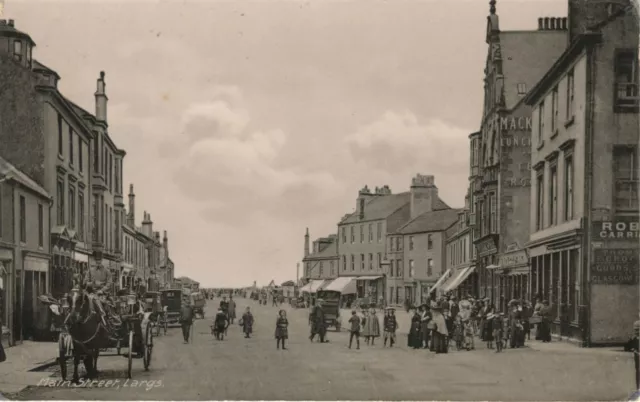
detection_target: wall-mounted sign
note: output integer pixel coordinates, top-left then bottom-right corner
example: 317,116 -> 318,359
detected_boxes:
476,237 -> 498,257
593,217 -> 640,241
499,116 -> 533,131
592,248 -> 639,285
498,250 -> 529,268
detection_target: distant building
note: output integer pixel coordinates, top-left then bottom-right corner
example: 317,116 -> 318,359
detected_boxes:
471,2 -> 568,311
302,229 -> 338,281
524,0 -> 639,345
442,203 -> 475,299
389,175 -> 459,305
0,156 -> 51,345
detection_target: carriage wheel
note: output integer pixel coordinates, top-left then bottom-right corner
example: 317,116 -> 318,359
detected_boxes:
143,323 -> 153,371
58,333 -> 68,381
127,330 -> 134,379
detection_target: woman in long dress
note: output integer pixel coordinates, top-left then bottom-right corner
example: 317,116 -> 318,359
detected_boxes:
407,309 -> 422,349
431,300 -> 449,353
365,308 -> 381,346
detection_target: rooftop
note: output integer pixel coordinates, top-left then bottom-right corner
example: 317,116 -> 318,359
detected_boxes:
305,238 -> 338,259
396,208 -> 463,235
0,156 -> 49,199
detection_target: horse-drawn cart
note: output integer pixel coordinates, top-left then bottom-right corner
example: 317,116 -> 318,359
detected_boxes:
55,291 -> 154,381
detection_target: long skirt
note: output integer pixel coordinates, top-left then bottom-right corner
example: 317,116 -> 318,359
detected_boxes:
432,332 -> 448,353
408,327 -> 421,349
538,320 -> 552,342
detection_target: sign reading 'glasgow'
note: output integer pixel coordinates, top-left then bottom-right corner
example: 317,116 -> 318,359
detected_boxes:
591,248 -> 639,285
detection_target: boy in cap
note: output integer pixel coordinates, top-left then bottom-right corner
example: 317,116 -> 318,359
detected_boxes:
348,310 -> 361,349
383,307 -> 398,347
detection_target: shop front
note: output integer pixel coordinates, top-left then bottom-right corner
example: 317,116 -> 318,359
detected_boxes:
0,248 -> 14,346
23,253 -> 50,341
356,276 -> 384,305
474,235 -> 499,301
442,266 -> 476,296
493,248 -> 530,312
430,268 -> 453,298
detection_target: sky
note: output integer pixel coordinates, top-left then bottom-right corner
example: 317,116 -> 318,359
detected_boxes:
5,0 -> 567,287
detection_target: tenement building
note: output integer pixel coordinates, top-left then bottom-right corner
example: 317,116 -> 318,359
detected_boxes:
0,157 -> 51,344
524,0 -> 639,345
68,72 -> 126,292
441,194 -> 476,299
388,175 -> 458,305
471,2 -> 568,312
0,19 -> 95,339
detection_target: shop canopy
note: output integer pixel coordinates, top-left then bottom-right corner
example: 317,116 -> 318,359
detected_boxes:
356,276 -> 383,281
442,266 -> 476,292
429,268 -> 453,294
323,277 -> 357,294
299,279 -> 326,294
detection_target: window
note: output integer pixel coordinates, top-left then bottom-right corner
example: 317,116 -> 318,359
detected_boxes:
114,208 -> 120,250
390,260 -> 395,278
614,50 -> 639,109
78,192 -> 86,242
359,225 -> 364,243
350,226 -> 354,243
319,262 -> 324,277
536,171 -> 544,230
368,224 -> 373,243
566,69 -> 575,120
0,186 -> 2,237
377,253 -> 381,269
56,178 -> 65,225
351,255 -> 355,271
19,196 -> 26,243
341,255 -> 346,271
397,259 -> 403,278
68,186 -> 75,229
614,145 -> 639,211
409,236 -> 414,250
490,192 -> 497,233
368,253 -> 373,270
79,141 -> 84,173
27,45 -> 31,64
13,40 -> 22,62
427,234 -> 433,249
549,166 -> 558,226
397,237 -> 402,251
69,128 -> 74,165
538,101 -> 545,144
341,227 -> 346,244
551,86 -> 558,134
564,156 -> 574,221
427,258 -> 433,276
377,222 -> 382,242
92,195 -> 98,240
38,204 -> 44,247
409,260 -> 415,278
93,139 -> 99,172
330,261 -> 334,276
58,115 -> 64,155
109,155 -> 113,191
360,254 -> 365,270
390,237 -> 395,252
517,83 -> 527,95
478,200 -> 485,237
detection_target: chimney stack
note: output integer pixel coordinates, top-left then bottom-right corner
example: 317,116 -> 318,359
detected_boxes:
562,17 -> 568,30
8,20 -> 14,27
410,174 -> 440,219
95,71 -> 108,122
304,228 -> 310,257
544,17 -> 550,29
127,184 -> 135,226
538,18 -> 543,30
142,211 -> 153,238
356,185 -> 373,220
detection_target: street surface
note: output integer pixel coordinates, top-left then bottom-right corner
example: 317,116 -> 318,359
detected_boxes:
8,299 -> 636,400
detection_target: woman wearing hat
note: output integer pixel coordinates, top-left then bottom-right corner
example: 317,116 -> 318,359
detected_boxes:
407,308 -> 422,349
419,304 -> 432,349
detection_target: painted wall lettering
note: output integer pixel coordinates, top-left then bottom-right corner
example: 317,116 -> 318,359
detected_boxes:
593,218 -> 640,241
592,248 -> 639,285
500,117 -> 533,131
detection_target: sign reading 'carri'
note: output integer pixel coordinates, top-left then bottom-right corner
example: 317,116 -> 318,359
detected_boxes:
593,218 -> 640,240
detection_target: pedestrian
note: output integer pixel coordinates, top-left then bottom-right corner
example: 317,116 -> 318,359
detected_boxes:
348,310 -> 361,349
431,300 -> 449,354
365,308 -> 381,346
493,313 -> 505,352
240,306 -> 254,338
407,308 -> 421,349
228,295 -> 237,324
485,313 -> 495,349
180,301 -> 195,344
383,307 -> 398,347
309,299 -> 328,343
419,304 -> 432,349
275,309 -> 288,350
212,307 -> 229,340
361,309 -> 370,345
537,300 -> 552,343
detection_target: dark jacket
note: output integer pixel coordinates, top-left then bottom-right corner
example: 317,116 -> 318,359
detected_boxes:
383,315 -> 398,332
180,306 -> 194,323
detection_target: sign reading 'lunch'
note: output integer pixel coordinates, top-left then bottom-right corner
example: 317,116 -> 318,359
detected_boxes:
592,248 -> 639,285
593,218 -> 640,240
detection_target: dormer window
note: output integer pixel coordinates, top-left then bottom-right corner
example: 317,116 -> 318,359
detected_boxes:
13,40 -> 22,62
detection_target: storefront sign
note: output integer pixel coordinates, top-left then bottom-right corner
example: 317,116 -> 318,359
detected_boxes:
593,217 -> 640,240
499,117 -> 533,131
592,248 -> 639,285
476,237 -> 498,257
498,250 -> 529,268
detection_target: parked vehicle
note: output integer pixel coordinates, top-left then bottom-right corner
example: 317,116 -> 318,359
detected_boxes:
315,290 -> 342,331
191,292 -> 206,318
160,289 -> 184,326
144,291 -> 166,336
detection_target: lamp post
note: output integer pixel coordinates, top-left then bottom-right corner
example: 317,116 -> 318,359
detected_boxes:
380,258 -> 390,307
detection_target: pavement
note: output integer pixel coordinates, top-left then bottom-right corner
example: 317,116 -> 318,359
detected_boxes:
1,299 -> 636,400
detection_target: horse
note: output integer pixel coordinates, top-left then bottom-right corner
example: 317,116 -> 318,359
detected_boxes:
65,289 -> 111,383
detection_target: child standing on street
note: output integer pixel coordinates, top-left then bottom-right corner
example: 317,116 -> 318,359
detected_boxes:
493,313 -> 505,352
348,310 -> 361,350
361,310 -> 370,345
383,307 -> 398,347
275,309 -> 288,350
239,306 -> 254,339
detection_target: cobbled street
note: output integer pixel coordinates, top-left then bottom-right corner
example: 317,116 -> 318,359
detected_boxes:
7,299 -> 636,401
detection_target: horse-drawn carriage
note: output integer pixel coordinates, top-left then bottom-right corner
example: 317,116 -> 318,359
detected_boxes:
44,289 -> 154,382
144,291 -> 167,336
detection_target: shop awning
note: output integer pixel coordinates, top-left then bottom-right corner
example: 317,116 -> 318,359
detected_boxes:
356,276 -> 383,281
442,266 -> 476,292
429,268 -> 453,293
300,279 -> 326,294
323,277 -> 357,294
298,283 -> 311,293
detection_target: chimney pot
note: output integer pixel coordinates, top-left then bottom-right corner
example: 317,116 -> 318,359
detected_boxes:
100,71 -> 105,79
537,18 -> 543,30
549,17 -> 556,29
8,20 -> 14,27
544,17 -> 550,30
562,17 -> 567,30
130,184 -> 134,193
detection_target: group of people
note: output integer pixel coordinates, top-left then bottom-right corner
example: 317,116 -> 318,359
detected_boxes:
346,307 -> 398,349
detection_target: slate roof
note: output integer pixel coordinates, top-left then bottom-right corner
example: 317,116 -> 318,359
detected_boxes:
499,30 -> 568,110
32,60 -> 60,79
0,156 -> 49,199
305,238 -> 338,260
396,208 -> 463,235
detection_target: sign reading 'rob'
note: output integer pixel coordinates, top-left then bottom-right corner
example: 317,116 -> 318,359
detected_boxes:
592,248 -> 639,285
592,217 -> 640,240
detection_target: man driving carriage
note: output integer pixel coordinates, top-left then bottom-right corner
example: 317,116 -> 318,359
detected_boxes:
84,263 -> 122,330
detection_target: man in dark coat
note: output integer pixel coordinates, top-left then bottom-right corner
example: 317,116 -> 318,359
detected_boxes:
309,299 -> 328,343
180,302 -> 195,344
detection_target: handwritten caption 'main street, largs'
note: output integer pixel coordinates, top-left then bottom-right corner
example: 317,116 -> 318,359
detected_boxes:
38,378 -> 164,391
